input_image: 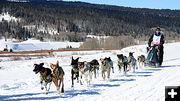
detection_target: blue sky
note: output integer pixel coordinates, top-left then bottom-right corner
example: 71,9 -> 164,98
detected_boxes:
64,0 -> 180,10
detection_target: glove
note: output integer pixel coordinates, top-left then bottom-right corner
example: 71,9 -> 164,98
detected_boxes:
151,43 -> 155,47
155,45 -> 159,49
146,47 -> 150,52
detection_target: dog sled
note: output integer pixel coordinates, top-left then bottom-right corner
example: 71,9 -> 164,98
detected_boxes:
146,46 -> 159,67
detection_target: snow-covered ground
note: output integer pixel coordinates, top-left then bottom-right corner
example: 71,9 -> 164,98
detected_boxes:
0,39 -> 82,51
0,41 -> 180,101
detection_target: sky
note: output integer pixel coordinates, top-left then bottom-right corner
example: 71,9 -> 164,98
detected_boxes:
64,0 -> 180,10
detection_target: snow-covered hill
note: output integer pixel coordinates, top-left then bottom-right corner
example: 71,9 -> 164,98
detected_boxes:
0,42 -> 180,101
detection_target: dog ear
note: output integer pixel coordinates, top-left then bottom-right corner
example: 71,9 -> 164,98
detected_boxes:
39,63 -> 44,67
76,57 -> 79,62
34,64 -> 38,67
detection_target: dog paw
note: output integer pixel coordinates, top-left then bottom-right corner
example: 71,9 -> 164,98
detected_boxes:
45,90 -> 48,95
61,90 -> 64,93
57,87 -> 60,91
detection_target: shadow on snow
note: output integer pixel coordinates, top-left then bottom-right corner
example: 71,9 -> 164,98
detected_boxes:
92,84 -> 120,88
125,74 -> 152,77
63,89 -> 101,98
109,78 -> 136,82
134,71 -> 153,74
144,64 -> 180,71
2,64 -> 178,100
0,89 -> 101,101
160,65 -> 180,68
144,69 -> 162,71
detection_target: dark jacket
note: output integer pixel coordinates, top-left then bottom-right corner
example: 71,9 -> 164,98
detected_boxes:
148,32 -> 165,47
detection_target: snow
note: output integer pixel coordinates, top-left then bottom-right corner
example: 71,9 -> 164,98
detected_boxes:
0,39 -> 82,51
86,35 -> 110,39
37,25 -> 58,35
24,25 -> 59,36
0,12 -> 20,22
0,41 -> 180,101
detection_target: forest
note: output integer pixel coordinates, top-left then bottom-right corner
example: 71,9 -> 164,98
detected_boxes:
0,0 -> 180,42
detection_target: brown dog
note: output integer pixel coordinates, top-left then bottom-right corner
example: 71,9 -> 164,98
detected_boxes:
50,61 -> 64,94
137,55 -> 146,69
100,58 -> 111,80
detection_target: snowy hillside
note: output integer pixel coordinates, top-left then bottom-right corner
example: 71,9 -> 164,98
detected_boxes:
0,42 -> 180,101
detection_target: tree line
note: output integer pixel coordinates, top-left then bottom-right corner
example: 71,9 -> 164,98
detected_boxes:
0,1 -> 180,42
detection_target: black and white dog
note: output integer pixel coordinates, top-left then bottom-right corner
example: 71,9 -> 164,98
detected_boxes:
117,54 -> 128,74
33,63 -> 52,94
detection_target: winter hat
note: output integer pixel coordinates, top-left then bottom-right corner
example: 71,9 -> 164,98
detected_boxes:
156,27 -> 161,31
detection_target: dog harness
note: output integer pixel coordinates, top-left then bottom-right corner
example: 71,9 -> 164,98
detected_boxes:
101,60 -> 110,71
40,71 -> 51,83
101,65 -> 108,71
53,65 -> 64,80
90,65 -> 99,71
72,65 -> 79,72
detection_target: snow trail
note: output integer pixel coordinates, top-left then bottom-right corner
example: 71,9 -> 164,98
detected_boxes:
0,42 -> 180,101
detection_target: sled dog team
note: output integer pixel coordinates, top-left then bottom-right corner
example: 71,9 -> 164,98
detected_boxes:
33,52 -> 146,94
